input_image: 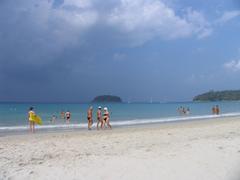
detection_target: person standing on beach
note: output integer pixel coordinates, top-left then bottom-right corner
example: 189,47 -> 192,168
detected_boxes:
65,111 -> 71,124
216,105 -> 220,115
182,107 -> 186,115
87,106 -> 93,130
97,106 -> 103,130
61,111 -> 65,119
103,107 -> 112,129
28,107 -> 35,133
177,106 -> 182,115
51,115 -> 57,123
212,106 -> 216,115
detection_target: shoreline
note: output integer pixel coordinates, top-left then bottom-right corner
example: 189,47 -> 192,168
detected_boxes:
1,113 -> 240,136
0,116 -> 240,138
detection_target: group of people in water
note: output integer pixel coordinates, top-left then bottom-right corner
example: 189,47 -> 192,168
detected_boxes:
212,105 -> 220,115
177,106 -> 190,115
28,106 -> 112,133
177,105 -> 221,116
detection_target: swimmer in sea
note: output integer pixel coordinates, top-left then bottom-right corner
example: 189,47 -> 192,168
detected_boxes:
28,107 -> 35,133
102,107 -> 112,129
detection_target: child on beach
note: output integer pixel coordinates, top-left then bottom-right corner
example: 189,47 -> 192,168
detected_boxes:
28,107 -> 35,133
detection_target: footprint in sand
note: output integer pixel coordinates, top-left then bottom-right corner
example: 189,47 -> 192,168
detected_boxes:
18,162 -> 26,167
184,144 -> 191,148
76,154 -> 83,159
85,153 -> 91,156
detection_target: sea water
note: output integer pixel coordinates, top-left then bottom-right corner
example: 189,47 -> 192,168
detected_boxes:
1,101 -> 240,133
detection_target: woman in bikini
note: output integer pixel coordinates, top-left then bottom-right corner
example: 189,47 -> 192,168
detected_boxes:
87,106 -> 93,130
65,111 -> 71,124
102,107 -> 112,129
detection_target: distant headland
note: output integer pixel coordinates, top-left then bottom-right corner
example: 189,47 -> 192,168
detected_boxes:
193,90 -> 240,101
92,95 -> 122,103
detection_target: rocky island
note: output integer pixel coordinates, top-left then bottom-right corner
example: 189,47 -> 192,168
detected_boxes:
92,95 -> 122,103
193,90 -> 240,101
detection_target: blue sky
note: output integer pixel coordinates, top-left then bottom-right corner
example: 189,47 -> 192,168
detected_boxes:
0,0 -> 240,102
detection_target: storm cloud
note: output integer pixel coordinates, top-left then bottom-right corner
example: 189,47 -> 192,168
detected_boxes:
0,0 -> 239,102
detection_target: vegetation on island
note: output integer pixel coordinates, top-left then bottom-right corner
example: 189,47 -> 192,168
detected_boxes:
92,95 -> 122,103
193,90 -> 240,101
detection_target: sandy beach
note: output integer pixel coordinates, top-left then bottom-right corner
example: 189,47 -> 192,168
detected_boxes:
1,117 -> 240,180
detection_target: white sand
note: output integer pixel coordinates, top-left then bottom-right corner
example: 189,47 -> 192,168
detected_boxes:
1,117 -> 240,180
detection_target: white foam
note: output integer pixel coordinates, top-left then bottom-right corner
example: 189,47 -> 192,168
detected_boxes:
110,112 -> 240,126
0,123 -> 88,131
1,112 -> 240,132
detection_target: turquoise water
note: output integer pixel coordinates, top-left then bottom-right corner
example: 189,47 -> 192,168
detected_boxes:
1,101 -> 240,132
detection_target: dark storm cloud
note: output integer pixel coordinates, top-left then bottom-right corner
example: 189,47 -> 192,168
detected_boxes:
0,0 -> 100,101
0,0 -> 134,102
1,0 -> 237,102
